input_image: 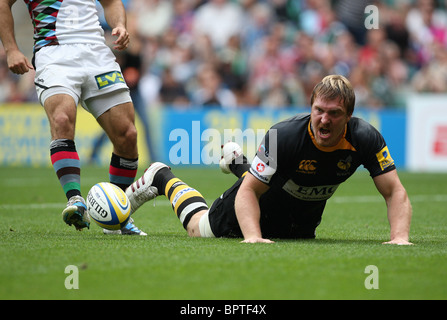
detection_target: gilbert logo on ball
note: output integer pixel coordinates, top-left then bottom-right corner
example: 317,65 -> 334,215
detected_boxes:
86,182 -> 131,230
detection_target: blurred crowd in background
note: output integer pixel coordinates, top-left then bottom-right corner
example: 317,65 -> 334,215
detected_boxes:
1,0 -> 447,110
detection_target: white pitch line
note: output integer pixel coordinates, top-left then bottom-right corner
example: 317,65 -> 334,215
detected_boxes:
330,195 -> 383,203
330,194 -> 447,204
1,194 -> 446,211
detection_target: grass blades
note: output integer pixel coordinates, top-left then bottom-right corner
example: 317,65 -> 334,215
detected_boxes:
0,166 -> 446,300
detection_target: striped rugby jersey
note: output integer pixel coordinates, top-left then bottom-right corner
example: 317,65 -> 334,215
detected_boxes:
24,0 -> 105,52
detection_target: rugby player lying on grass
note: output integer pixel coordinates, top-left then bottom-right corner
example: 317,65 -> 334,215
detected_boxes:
125,75 -> 413,245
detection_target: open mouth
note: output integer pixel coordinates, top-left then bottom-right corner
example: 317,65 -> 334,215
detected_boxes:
319,127 -> 331,139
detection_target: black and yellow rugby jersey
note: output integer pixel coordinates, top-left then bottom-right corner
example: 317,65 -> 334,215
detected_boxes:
249,113 -> 395,229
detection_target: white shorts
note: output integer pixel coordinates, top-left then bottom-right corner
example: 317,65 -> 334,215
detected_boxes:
34,43 -> 131,117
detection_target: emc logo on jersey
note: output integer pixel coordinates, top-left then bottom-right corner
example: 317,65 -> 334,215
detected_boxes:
95,71 -> 125,89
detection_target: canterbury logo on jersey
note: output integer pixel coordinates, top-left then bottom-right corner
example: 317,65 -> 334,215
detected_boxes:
297,160 -> 317,174
95,71 -> 125,89
282,180 -> 340,201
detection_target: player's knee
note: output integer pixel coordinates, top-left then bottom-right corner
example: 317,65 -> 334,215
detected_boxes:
51,113 -> 75,138
186,224 -> 201,237
186,210 -> 215,238
113,124 -> 138,153
123,124 -> 138,146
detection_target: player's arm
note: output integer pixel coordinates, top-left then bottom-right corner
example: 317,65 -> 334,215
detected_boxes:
235,173 -> 273,243
373,170 -> 413,245
99,0 -> 129,50
0,0 -> 33,74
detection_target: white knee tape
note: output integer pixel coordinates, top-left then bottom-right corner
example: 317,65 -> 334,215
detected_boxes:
198,210 -> 215,238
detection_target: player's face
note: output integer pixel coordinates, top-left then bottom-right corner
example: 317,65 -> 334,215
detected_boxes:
310,98 -> 351,148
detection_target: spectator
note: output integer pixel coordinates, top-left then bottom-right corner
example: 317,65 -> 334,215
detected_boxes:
217,35 -> 248,95
2,0 -> 447,108
334,0 -> 372,45
405,0 -> 447,65
358,28 -> 387,68
292,32 -> 324,101
241,2 -> 274,53
249,33 -> 296,100
270,0 -> 300,26
381,40 -> 410,106
300,0 -> 334,37
190,63 -> 237,108
130,0 -> 173,40
159,67 -> 190,107
412,41 -> 447,92
259,69 -> 294,109
171,0 -> 195,41
192,0 -> 244,50
382,2 -> 411,59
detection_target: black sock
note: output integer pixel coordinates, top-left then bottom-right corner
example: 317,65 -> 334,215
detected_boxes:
229,155 -> 250,178
152,167 -> 176,196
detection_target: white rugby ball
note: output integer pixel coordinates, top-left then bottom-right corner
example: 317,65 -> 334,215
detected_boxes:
86,182 -> 131,230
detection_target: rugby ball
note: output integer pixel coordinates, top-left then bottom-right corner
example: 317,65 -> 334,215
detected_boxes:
86,182 -> 131,230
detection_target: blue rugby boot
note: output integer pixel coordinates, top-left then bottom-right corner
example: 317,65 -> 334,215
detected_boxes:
62,195 -> 90,230
103,218 -> 147,236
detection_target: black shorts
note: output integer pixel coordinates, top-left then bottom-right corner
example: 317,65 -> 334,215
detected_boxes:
208,178 -> 244,238
208,177 -> 325,239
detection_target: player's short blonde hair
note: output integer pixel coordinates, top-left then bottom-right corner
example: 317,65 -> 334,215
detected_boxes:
310,75 -> 356,116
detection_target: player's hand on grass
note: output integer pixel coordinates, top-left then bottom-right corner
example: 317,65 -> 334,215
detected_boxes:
111,26 -> 129,50
241,237 -> 275,244
382,238 -> 413,245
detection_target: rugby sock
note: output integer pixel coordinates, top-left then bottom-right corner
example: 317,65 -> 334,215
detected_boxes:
153,168 -> 208,229
229,155 -> 250,178
109,153 -> 138,191
50,139 -> 81,200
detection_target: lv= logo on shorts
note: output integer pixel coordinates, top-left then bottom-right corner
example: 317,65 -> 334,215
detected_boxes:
95,71 -> 125,89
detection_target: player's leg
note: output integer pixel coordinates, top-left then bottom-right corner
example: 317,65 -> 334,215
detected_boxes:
185,210 -> 213,237
186,176 -> 244,238
185,142 -> 250,237
126,163 -> 209,233
126,162 -> 245,238
96,100 -> 138,160
85,91 -> 146,235
93,96 -> 139,190
35,44 -> 91,230
79,43 -> 139,192
83,88 -> 138,190
43,90 -> 90,230
44,93 -> 77,140
78,39 -> 144,234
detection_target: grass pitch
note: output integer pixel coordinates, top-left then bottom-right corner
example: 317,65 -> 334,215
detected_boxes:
0,165 -> 446,300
